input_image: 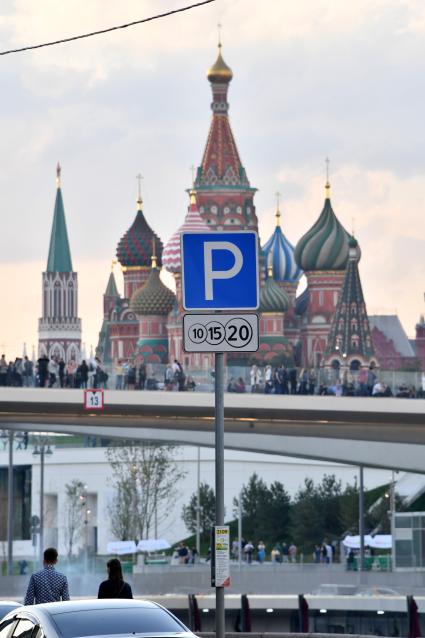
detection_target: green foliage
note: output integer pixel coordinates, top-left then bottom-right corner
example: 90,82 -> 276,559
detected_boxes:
291,474 -> 360,552
233,473 -> 291,543
181,482 -> 216,536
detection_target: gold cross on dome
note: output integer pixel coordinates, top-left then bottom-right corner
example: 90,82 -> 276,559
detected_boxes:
136,173 -> 143,199
325,157 -> 330,183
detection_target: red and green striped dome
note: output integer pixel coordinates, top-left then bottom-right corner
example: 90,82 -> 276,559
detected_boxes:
116,207 -> 163,268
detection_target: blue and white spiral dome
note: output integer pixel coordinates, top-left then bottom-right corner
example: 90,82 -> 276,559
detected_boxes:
261,211 -> 302,284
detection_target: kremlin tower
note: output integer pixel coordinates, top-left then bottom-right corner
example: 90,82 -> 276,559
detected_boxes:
38,165 -> 81,362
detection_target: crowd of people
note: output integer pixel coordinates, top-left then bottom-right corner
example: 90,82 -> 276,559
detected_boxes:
228,538 -> 336,564
0,354 -> 109,389
1,353 -> 422,397
228,364 -> 423,398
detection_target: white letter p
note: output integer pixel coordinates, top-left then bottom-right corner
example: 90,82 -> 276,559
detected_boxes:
204,241 -> 243,301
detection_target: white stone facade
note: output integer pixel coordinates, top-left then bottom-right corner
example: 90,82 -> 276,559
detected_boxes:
0,445 -> 390,558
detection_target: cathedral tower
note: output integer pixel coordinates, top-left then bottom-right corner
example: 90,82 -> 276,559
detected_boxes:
38,165 -> 81,362
323,237 -> 377,372
294,179 -> 350,367
193,42 -> 258,230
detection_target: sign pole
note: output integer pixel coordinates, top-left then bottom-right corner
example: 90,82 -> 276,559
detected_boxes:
215,351 -> 225,638
7,431 -> 14,575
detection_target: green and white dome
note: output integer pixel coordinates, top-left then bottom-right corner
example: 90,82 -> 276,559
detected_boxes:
294,183 -> 350,271
260,272 -> 290,313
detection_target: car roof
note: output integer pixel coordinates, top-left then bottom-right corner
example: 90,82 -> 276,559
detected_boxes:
25,599 -> 160,616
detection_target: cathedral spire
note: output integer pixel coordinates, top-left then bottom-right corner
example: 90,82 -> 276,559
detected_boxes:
104,261 -> 119,298
47,164 -> 73,272
324,237 -> 376,366
193,40 -> 256,231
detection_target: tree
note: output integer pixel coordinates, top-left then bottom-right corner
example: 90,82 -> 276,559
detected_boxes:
233,473 -> 291,543
291,478 -> 324,550
106,441 -> 186,541
262,480 -> 291,542
63,479 -> 86,557
181,482 -> 216,536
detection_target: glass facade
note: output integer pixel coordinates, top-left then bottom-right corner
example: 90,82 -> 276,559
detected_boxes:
0,466 -> 31,540
394,512 -> 425,569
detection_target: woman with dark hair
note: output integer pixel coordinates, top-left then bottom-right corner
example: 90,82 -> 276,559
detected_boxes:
97,558 -> 133,599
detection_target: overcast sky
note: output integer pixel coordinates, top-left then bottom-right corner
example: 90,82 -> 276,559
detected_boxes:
1,0 -> 424,358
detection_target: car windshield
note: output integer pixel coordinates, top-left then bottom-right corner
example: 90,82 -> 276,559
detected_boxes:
51,608 -> 185,638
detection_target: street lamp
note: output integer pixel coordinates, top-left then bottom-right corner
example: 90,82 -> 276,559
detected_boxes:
1,430 -> 15,575
33,436 -> 53,566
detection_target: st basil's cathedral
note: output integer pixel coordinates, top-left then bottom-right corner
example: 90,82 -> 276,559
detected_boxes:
94,42 -> 381,375
37,43 -> 424,373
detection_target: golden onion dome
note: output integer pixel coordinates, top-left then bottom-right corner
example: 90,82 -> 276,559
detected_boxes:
207,45 -> 233,84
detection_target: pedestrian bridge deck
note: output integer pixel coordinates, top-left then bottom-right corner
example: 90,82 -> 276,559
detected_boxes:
0,389 -> 423,472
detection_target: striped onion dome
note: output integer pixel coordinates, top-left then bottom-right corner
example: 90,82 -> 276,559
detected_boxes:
294,183 -> 350,271
261,208 -> 302,283
130,259 -> 175,316
162,191 -> 210,273
260,270 -> 290,313
116,199 -> 163,268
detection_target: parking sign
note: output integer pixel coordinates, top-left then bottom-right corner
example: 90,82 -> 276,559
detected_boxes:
181,231 -> 259,310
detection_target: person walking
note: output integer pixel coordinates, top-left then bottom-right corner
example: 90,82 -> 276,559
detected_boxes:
24,547 -> 70,605
97,558 -> 133,599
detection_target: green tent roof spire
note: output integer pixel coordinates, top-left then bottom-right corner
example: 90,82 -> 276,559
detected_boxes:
105,266 -> 119,297
46,163 -> 73,273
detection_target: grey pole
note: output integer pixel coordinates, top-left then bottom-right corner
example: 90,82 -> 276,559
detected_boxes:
196,446 -> 201,556
390,470 -> 395,571
359,465 -> 365,572
7,431 -> 14,575
238,490 -> 242,569
39,445 -> 45,566
215,352 -> 225,638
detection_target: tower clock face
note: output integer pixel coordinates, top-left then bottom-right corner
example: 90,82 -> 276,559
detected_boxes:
199,206 -> 205,213
236,206 -> 242,213
211,205 -> 218,214
224,206 -> 230,214
246,207 -> 251,215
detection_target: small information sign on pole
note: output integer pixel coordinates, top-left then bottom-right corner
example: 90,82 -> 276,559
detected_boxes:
83,389 -> 104,411
211,525 -> 231,588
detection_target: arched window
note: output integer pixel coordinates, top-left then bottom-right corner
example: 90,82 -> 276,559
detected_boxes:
350,359 -> 361,371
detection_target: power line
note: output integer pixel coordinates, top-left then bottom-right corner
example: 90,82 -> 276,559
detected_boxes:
0,0 -> 216,56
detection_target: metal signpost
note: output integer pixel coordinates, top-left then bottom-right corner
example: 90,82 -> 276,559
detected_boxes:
181,231 -> 259,638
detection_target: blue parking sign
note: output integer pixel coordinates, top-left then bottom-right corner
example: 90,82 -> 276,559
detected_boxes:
181,231 -> 259,310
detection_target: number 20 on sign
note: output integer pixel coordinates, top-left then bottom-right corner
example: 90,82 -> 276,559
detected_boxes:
84,389 -> 104,411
